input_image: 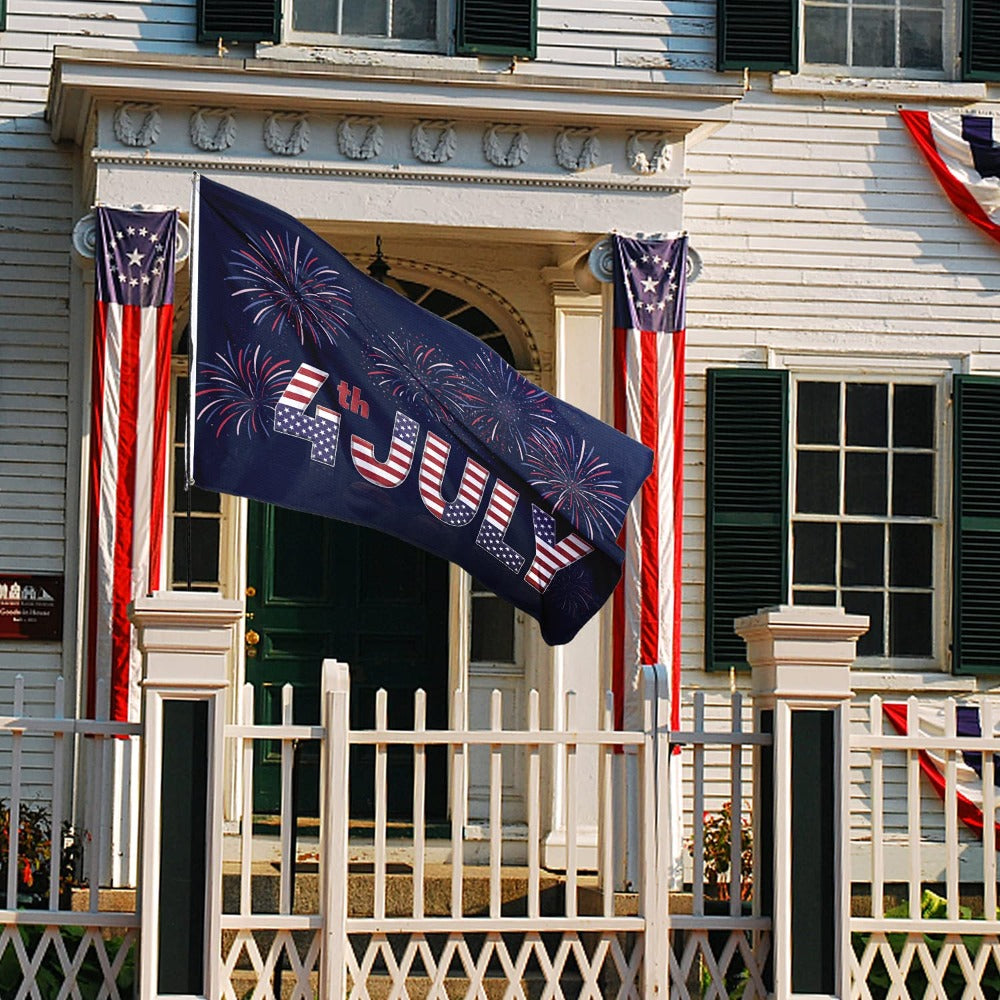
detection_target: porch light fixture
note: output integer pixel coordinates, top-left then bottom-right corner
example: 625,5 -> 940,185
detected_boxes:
367,235 -> 408,296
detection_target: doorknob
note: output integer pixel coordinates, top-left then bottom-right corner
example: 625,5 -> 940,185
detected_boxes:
245,629 -> 260,657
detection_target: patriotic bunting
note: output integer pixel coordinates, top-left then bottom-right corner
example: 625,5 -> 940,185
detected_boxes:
86,207 -> 177,722
610,235 -> 687,733
900,109 -> 1000,247
883,702 -> 1000,850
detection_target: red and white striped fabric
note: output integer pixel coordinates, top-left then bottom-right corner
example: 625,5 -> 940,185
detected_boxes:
86,208 -> 177,722
611,235 -> 688,735
418,431 -> 489,525
900,109 -> 1000,247
350,412 -> 419,488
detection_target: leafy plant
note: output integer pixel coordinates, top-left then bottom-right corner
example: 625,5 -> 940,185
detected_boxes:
852,888 -> 1000,999
688,802 -> 753,900
0,800 -> 81,908
0,925 -> 135,999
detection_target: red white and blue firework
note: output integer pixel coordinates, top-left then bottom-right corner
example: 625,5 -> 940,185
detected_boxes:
228,231 -> 352,346
454,350 -> 557,459
367,331 -> 467,424
523,433 -> 628,540
197,342 -> 292,438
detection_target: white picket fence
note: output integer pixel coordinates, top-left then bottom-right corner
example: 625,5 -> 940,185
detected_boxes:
0,669 -> 998,998
222,661 -> 674,999
0,675 -> 140,999
848,695 -> 1000,1000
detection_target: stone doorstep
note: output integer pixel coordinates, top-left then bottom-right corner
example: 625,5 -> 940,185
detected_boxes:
230,969 -> 522,1000
71,866 -> 576,917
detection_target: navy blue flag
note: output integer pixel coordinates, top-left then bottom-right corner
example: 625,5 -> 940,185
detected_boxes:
189,177 -> 652,645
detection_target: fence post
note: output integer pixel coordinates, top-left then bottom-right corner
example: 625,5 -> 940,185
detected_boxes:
130,591 -> 243,1000
640,664 -> 670,999
735,605 -> 867,1000
320,659 -> 351,999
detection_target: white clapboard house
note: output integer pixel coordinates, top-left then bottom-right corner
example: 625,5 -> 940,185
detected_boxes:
0,0 -> 999,996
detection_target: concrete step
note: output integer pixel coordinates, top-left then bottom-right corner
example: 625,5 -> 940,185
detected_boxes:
229,968 -> 528,1000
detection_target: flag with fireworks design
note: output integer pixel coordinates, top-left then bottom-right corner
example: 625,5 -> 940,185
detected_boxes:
189,177 -> 652,645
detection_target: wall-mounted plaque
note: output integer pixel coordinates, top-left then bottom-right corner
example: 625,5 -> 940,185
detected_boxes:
0,574 -> 64,641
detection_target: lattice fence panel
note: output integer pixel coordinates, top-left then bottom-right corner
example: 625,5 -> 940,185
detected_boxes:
668,928 -> 771,1000
346,929 -> 644,1000
0,924 -> 138,1000
221,927 -> 322,1000
850,932 -> 1000,1000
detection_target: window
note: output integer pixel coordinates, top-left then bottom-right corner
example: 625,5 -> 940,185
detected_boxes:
716,0 -> 1000,80
791,379 -> 940,661
195,0 -> 538,57
167,371 -> 227,592
291,0 -> 445,49
706,367 -> 1000,675
803,0 -> 948,74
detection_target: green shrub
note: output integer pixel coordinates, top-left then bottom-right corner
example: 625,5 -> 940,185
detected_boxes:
852,889 -> 1000,999
0,924 -> 135,999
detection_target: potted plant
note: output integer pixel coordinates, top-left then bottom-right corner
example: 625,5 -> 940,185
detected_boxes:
689,801 -> 752,901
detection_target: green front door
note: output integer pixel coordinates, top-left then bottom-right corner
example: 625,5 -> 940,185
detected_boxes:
246,501 -> 450,819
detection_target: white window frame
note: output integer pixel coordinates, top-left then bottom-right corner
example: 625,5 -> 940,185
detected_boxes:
800,0 -> 961,80
283,0 -> 451,53
166,359 -> 239,599
774,352 -> 957,672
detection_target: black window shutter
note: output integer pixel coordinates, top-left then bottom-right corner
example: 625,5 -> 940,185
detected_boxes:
705,369 -> 789,672
963,0 -> 1000,81
197,0 -> 280,43
717,0 -> 798,72
456,0 -> 536,58
953,375 -> 1000,674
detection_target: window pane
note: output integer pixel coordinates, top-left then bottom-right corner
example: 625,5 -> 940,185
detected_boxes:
843,590 -> 884,657
890,592 -> 933,656
805,5 -> 848,63
172,519 -> 220,587
392,0 -> 435,39
797,382 -> 840,445
173,462 -> 220,514
890,523 -> 932,587
842,523 -> 884,587
846,384 -> 887,446
794,589 -> 837,606
893,385 -> 934,448
845,453 -> 887,515
343,0 -> 388,35
174,376 -> 189,443
293,0 -> 329,31
471,596 -> 515,662
852,7 -> 895,67
900,9 -> 942,69
892,453 -> 934,516
794,522 -> 837,584
797,452 -> 840,514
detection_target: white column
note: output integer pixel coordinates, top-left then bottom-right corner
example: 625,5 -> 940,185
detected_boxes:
735,605 -> 868,1000
543,283 -> 605,870
131,591 -> 242,1000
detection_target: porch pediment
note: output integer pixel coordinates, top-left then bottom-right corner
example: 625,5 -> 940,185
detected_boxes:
46,46 -> 742,235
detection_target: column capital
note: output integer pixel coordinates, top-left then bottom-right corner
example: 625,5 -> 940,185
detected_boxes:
735,604 -> 869,702
130,591 -> 243,685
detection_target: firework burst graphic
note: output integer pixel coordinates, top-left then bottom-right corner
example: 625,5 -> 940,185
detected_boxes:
454,351 -> 557,459
196,343 -> 293,438
549,567 -> 599,619
366,331 -> 466,424
523,434 -> 628,540
228,231 -> 353,345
